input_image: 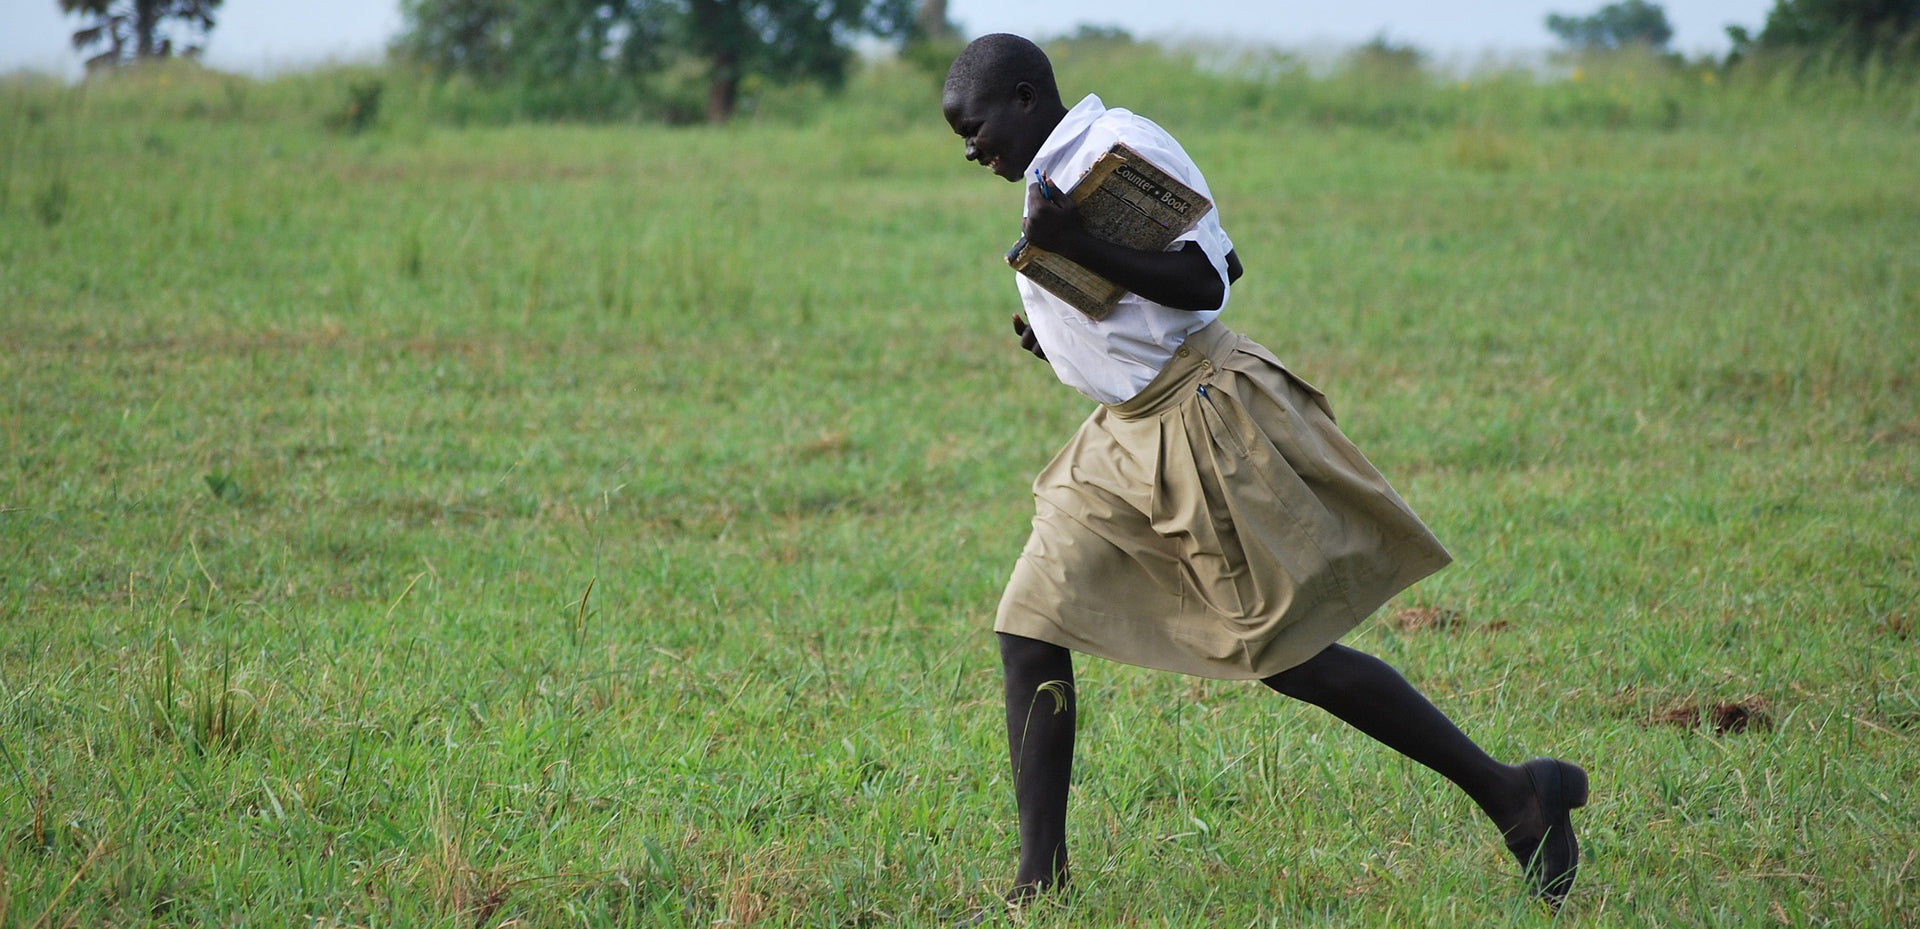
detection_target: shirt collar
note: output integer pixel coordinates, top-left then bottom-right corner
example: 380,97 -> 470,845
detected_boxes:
1026,94 -> 1106,176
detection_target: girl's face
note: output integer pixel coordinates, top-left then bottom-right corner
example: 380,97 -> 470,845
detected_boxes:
942,80 -> 1047,183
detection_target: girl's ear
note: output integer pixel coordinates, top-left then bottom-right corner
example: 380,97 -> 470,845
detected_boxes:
1013,81 -> 1036,108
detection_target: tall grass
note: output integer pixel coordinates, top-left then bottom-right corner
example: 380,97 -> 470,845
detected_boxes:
1,43 -> 1916,927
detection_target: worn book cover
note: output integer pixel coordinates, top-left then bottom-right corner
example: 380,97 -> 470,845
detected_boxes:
1006,142 -> 1213,321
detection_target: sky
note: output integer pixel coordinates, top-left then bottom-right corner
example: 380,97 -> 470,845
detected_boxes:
2,0 -> 1777,78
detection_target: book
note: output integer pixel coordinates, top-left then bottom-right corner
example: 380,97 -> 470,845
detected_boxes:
1006,142 -> 1213,321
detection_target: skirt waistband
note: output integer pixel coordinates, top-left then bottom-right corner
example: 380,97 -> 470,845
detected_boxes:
1110,321 -> 1239,421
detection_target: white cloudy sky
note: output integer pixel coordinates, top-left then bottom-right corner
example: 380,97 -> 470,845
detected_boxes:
2,0 -> 1776,77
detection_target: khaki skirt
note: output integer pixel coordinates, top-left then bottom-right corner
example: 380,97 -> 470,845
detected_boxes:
995,322 -> 1452,680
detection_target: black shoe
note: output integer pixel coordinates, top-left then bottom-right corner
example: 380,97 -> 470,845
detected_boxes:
952,878 -> 1063,926
1506,758 -> 1589,906
951,896 -> 1032,927
952,906 -> 1002,928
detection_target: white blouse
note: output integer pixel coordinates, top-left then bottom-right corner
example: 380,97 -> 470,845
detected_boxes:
1016,94 -> 1236,405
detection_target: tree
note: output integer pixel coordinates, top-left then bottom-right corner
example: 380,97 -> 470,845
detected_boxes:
915,0 -> 956,42
1546,0 -> 1675,51
683,0 -> 915,122
59,0 -> 223,69
1343,32 -> 1426,82
395,0 -> 919,123
1726,0 -> 1920,61
392,0 -> 514,83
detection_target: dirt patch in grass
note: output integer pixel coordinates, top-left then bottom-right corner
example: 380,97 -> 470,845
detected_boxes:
1649,696 -> 1773,734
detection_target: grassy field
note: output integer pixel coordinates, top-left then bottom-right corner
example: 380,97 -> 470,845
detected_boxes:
2,46 -> 1917,927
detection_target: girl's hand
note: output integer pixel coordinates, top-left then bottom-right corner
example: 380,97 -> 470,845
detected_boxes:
1022,177 -> 1081,254
1012,315 -> 1048,361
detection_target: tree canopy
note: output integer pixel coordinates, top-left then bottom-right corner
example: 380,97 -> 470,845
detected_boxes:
1727,0 -> 1920,60
1546,0 -> 1675,51
395,0 -> 919,123
59,0 -> 224,69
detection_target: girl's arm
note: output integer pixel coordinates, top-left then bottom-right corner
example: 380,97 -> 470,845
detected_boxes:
1022,182 -> 1235,312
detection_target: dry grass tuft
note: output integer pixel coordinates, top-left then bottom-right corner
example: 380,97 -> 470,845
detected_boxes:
1390,606 -> 1465,633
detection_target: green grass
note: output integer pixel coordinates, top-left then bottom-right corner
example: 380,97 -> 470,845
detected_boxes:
2,51 -> 1917,927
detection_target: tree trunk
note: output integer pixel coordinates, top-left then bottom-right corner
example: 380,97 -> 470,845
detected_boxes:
917,0 -> 956,40
135,0 -> 161,58
692,0 -> 741,123
706,48 -> 740,123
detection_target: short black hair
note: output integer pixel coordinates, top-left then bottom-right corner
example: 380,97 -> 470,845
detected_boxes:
944,33 -> 1059,105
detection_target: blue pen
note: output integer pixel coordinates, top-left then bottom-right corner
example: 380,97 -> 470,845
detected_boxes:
1033,169 -> 1055,202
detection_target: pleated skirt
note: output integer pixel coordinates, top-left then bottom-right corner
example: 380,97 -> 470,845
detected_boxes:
994,321 -> 1453,680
